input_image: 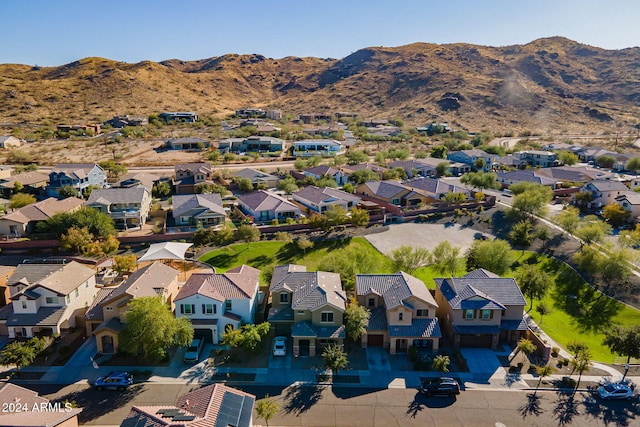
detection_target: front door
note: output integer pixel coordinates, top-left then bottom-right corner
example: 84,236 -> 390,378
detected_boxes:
101,335 -> 114,353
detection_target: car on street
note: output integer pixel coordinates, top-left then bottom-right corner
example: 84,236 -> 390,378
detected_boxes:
93,371 -> 134,391
419,377 -> 461,397
273,336 -> 287,356
597,382 -> 635,400
183,338 -> 204,363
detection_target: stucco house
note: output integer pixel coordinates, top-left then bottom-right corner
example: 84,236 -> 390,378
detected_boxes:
46,163 -> 106,198
615,192 -> 640,222
174,265 -> 261,344
356,272 -> 441,354
174,162 -> 214,195
515,150 -> 559,168
2,261 -> 97,339
0,171 -> 49,198
0,136 -> 24,149
292,186 -> 361,214
165,137 -> 210,150
232,168 -> 280,189
292,139 -> 344,157
0,197 -> 84,237
86,262 -> 179,354
447,149 -> 495,172
268,265 -> 346,357
236,190 -> 302,223
434,269 -> 527,349
218,136 -> 284,153
85,187 -> 151,231
579,179 -> 629,209
303,165 -> 348,186
0,383 -> 82,427
172,193 -> 227,229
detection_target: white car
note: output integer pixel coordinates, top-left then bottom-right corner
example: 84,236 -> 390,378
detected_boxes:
183,338 -> 204,363
597,382 -> 634,400
273,336 -> 287,356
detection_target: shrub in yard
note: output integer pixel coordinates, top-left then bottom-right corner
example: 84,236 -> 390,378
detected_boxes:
551,347 -> 560,357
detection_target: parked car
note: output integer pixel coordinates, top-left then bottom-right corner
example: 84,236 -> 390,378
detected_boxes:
273,336 -> 287,357
183,338 -> 204,363
93,371 -> 134,391
419,377 -> 460,397
597,382 -> 635,400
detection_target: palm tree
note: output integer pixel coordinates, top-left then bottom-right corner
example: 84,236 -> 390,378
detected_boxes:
534,364 -> 557,395
432,355 -> 451,378
255,394 -> 280,427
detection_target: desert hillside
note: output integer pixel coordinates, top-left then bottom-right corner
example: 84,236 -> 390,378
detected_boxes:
1,37 -> 639,134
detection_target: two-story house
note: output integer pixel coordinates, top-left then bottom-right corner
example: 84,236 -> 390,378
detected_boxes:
579,179 -> 629,209
434,269 -> 527,349
174,162 -> 214,195
236,190 -> 302,223
292,186 -> 361,214
302,165 -> 348,186
2,261 -> 97,339
292,140 -> 344,157
268,265 -> 347,357
446,149 -> 495,172
85,188 -> 151,231
232,168 -> 280,189
217,136 -> 284,153
0,197 -> 84,237
174,265 -> 261,344
172,193 -> 227,229
85,262 -> 179,353
355,272 -> 441,354
515,150 -> 559,168
46,163 -> 106,198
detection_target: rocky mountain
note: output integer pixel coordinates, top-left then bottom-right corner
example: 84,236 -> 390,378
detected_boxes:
1,37 -> 639,133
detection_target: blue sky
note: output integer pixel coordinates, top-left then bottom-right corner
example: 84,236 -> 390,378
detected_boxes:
2,0 -> 639,66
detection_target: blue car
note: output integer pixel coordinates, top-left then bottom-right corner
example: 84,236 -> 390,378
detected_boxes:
93,371 -> 134,391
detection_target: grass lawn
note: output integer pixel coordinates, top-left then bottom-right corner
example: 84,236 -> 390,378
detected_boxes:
413,262 -> 467,290
516,252 -> 640,363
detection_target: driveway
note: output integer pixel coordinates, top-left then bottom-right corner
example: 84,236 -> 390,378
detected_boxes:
365,223 -> 487,255
459,348 -> 502,374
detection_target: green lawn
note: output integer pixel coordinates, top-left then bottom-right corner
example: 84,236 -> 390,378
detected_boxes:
413,263 -> 467,290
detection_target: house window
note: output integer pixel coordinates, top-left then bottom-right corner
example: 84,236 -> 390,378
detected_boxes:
398,312 -> 404,321
416,309 -> 428,317
297,310 -> 305,315
181,304 -> 195,315
225,300 -> 232,311
321,312 -> 334,323
481,309 -> 491,320
203,304 -> 215,315
368,298 -> 375,308
45,297 -> 59,304
464,309 -> 474,320
392,198 -> 400,205
280,293 -> 289,303
21,301 -> 27,309
106,307 -> 113,311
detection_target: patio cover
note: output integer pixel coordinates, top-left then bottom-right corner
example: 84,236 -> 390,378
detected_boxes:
138,242 -> 193,262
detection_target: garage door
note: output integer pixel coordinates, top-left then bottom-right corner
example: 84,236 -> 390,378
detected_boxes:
459,334 -> 493,348
367,334 -> 384,347
194,328 -> 214,344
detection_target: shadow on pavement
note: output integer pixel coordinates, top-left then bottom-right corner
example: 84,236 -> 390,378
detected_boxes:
519,393 -> 544,418
582,392 -> 640,426
282,383 -> 326,415
56,383 -> 145,423
406,391 -> 455,418
552,393 -> 581,426
332,386 -> 385,400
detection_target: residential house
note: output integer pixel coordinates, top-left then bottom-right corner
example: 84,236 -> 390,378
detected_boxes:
237,190 -> 302,223
447,149 -> 494,172
174,162 -> 214,195
232,168 -> 280,189
217,136 -> 284,153
388,160 -> 437,178
0,171 -> 50,198
355,180 -> 428,207
159,111 -> 198,122
515,150 -> 559,168
416,123 -> 453,135
0,197 -> 84,237
302,165 -> 347,186
3,261 -> 97,338
434,269 -> 527,349
612,153 -> 639,172
235,108 -> 267,118
0,383 -> 82,427
355,272 -> 441,354
292,139 -> 344,157
402,177 -> 472,202
410,158 -> 470,177
340,163 -> 388,182
165,137 -> 210,150
298,113 -> 332,124
302,126 -> 341,138
46,163 -> 107,198
497,170 -> 560,189
104,115 -> 148,128
57,124 -> 101,135
113,172 -> 162,191
0,266 -> 14,307
493,155 -> 528,170
0,135 -> 24,149
86,262 -> 179,353
268,265 -> 346,357
86,188 -> 152,230
172,193 -> 226,228
292,186 -> 361,213
615,192 -> 640,222
174,265 -> 261,344
120,384 -> 254,427
576,146 -> 616,163
579,179 -> 629,209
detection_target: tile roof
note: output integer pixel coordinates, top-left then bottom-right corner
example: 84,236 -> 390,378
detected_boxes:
434,275 -> 526,309
84,287 -> 115,321
172,194 -> 226,218
232,168 -> 278,182
402,177 -> 470,197
1,197 -> 84,224
51,163 -> 102,179
586,179 -> 629,192
86,187 -> 149,205
501,319 -> 528,331
356,272 -> 437,310
292,186 -> 360,205
366,307 -> 388,331
102,262 -> 178,305
304,165 -> 342,177
7,264 -> 65,288
237,190 -> 301,213
498,170 -> 557,186
174,162 -> 213,175
0,171 -> 49,187
463,269 -> 500,279
388,318 -> 442,338
270,264 -> 346,311
0,383 -> 81,427
9,261 -> 95,299
175,265 -> 260,302
6,306 -> 66,327
359,180 -> 408,199
291,320 -> 346,339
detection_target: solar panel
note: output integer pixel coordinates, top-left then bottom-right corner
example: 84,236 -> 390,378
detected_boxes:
173,415 -> 196,421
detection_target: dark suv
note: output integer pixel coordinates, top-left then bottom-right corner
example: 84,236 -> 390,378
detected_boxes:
419,377 -> 461,397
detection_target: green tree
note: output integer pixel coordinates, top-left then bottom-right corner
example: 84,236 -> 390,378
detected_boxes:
236,322 -> 271,353
60,226 -> 94,254
12,181 -> 23,194
347,150 -> 368,165
430,145 -> 447,159
571,348 -> 592,391
38,206 -> 116,238
509,219 -> 535,249
391,245 -> 432,274
322,344 -> 348,376
349,207 -> 369,228
295,236 -> 313,253
626,157 -> 640,175
343,299 -> 370,342
441,191 -> 467,204
119,296 -> 194,362
0,338 -> 45,376
325,205 -> 348,226
535,303 -> 552,325
309,213 -> 332,232
277,175 -> 299,194
460,172 -> 500,191
602,325 -> 640,379
432,355 -> 451,378
555,206 -> 581,234
113,254 -> 137,274
534,364 -> 557,395
58,185 -> 80,198
602,203 -> 630,227
342,183 -> 355,194
214,224 -> 235,246
435,161 -> 450,177
9,193 -> 36,208
99,160 -> 127,179
431,241 -> 462,277
235,177 -> 254,192
474,157 -> 486,171
235,224 -> 260,246
348,169 -> 379,185
536,227 -> 551,249
152,181 -> 172,198
596,155 -> 616,169
515,264 -> 551,310
558,151 -> 579,166
255,394 -> 280,427
274,231 -> 293,243
466,239 -> 513,275
517,338 -> 536,364
510,183 -> 552,217
574,219 -> 612,246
